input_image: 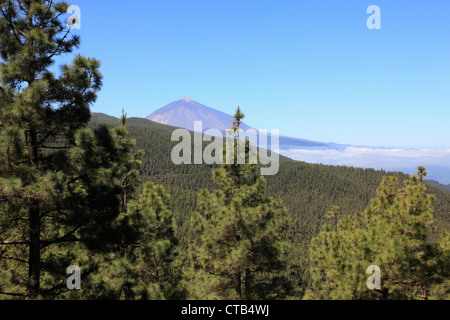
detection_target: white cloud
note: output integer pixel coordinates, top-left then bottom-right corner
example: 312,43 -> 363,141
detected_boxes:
280,147 -> 450,181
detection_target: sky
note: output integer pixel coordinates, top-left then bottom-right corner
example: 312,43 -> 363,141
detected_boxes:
59,0 -> 450,150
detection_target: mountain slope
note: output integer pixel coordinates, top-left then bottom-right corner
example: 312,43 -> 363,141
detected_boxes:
90,113 -> 450,248
147,96 -> 254,132
426,180 -> 450,193
146,97 -> 343,150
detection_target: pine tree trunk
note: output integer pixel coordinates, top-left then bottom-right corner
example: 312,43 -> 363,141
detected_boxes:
27,128 -> 41,299
382,288 -> 389,300
244,268 -> 250,300
27,203 -> 41,299
422,286 -> 428,300
236,272 -> 242,299
123,175 -> 128,213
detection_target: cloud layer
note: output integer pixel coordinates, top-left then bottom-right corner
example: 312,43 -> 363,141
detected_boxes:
280,147 -> 450,183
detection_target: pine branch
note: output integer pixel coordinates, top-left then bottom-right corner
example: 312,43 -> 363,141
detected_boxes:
16,0 -> 27,15
38,281 -> 67,298
0,291 -> 26,297
0,256 -> 29,263
36,127 -> 60,146
47,27 -> 72,60
2,2 -> 26,42
40,226 -> 81,248
1,8 -> 21,44
7,216 -> 29,222
40,237 -> 83,248
0,240 -> 30,245
36,0 -> 54,30
40,145 -> 70,150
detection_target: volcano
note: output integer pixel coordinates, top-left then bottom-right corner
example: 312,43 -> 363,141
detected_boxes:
146,97 -> 254,132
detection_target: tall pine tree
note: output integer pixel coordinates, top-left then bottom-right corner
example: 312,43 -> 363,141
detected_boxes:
0,0 -> 141,299
188,108 -> 292,300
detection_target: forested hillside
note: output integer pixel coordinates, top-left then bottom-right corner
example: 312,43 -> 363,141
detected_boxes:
90,113 -> 450,249
427,180 -> 450,193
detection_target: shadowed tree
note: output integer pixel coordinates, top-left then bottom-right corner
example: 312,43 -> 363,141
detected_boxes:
73,182 -> 186,300
0,0 -> 141,299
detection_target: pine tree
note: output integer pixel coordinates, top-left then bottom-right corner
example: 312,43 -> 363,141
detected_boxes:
117,110 -> 143,213
306,168 -> 449,300
231,106 -> 244,140
0,0 -> 141,299
78,182 -> 186,300
188,108 -> 292,300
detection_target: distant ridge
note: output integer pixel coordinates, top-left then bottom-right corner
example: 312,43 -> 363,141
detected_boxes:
426,179 -> 450,193
146,97 -> 254,132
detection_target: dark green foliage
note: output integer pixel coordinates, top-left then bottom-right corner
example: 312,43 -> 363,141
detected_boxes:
73,182 -> 186,300
187,108 -> 292,300
306,169 -> 450,300
89,113 -> 450,298
124,182 -> 186,300
89,113 -> 450,249
0,1 -> 141,299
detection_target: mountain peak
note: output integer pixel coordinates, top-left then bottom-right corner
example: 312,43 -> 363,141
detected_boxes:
146,98 -> 254,132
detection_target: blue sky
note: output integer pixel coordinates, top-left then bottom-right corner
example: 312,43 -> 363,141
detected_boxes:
62,0 -> 450,149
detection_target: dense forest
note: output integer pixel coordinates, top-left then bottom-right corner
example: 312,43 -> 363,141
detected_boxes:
89,113 -> 450,299
1,0 -> 449,300
90,113 -> 450,245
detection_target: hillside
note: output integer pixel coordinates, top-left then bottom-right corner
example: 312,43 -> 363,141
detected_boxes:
90,113 -> 450,248
427,179 -> 450,193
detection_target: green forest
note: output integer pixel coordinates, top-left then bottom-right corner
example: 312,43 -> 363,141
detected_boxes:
0,0 -> 449,300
